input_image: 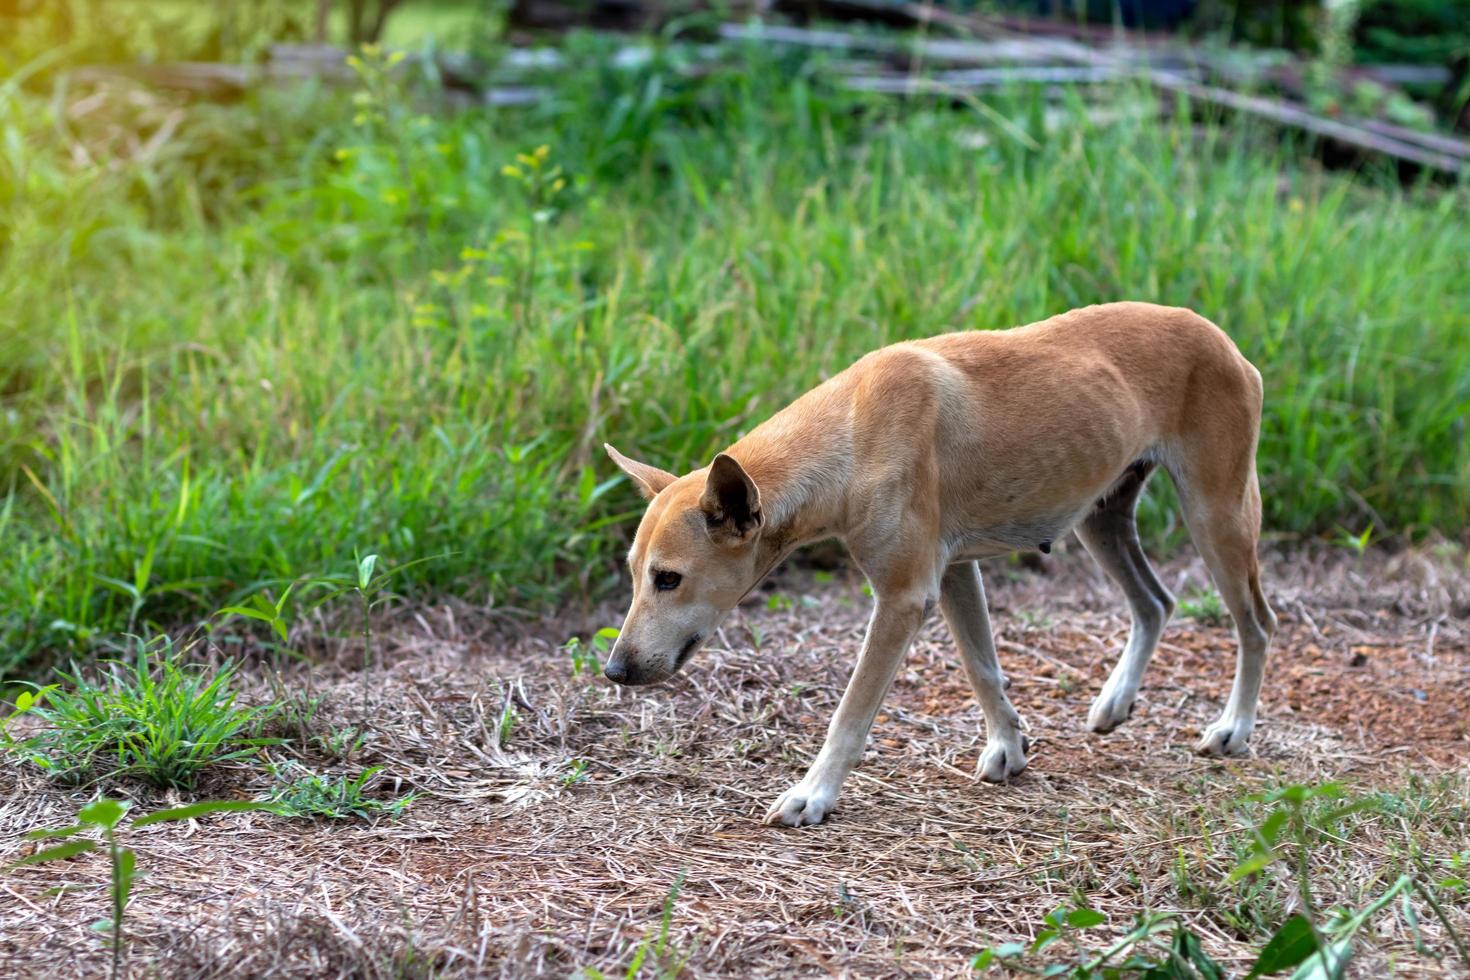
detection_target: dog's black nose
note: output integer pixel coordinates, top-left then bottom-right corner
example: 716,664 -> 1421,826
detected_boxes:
604,658 -> 630,684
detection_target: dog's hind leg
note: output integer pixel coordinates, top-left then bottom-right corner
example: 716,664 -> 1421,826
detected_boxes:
1176,468 -> 1276,756
1076,462 -> 1175,734
940,561 -> 1028,781
1169,367 -> 1277,757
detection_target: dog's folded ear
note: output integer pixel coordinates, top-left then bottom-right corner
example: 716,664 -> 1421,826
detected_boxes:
700,453 -> 763,541
605,444 -> 677,501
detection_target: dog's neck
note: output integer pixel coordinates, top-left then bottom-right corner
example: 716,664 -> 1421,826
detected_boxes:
727,394 -> 853,560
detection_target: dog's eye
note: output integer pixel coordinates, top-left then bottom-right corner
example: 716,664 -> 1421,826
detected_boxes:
653,570 -> 682,592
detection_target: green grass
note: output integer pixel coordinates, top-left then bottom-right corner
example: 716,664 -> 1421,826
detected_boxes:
2,36 -> 1468,676
267,763 -> 415,820
7,637 -> 271,788
0,0 -> 493,70
1178,586 -> 1228,625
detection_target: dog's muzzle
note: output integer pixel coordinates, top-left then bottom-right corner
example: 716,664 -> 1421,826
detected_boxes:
675,633 -> 702,667
604,646 -> 664,686
604,634 -> 702,686
603,653 -> 637,685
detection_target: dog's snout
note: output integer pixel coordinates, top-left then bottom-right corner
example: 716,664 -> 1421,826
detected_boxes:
603,656 -> 632,684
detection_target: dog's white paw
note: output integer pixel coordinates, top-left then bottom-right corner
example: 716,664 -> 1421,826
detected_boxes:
1087,682 -> 1137,733
763,783 -> 836,827
1196,714 -> 1254,757
978,729 -> 1029,783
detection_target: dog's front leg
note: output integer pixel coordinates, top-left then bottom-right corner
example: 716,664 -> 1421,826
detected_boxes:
939,561 -> 1029,781
764,595 -> 926,827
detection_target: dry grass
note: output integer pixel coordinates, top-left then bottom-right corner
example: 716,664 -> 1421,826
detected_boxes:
2,546 -> 1468,978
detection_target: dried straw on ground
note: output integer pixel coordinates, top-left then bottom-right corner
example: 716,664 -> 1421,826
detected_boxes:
2,546 -> 1467,978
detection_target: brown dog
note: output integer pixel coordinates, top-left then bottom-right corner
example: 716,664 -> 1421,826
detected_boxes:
604,302 -> 1275,827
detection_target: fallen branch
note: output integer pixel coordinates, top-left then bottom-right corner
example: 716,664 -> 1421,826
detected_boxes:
1148,72 -> 1469,175
736,16 -> 1469,175
842,65 -> 1127,93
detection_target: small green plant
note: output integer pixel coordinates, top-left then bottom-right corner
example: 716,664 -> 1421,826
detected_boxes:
500,143 -> 570,339
1230,782 -> 1469,978
8,636 -> 272,789
1015,608 -> 1054,629
565,627 -> 619,677
92,538 -> 209,635
1178,587 -> 1227,625
216,583 -> 298,647
1439,851 -> 1470,894
976,783 -> 1470,978
267,763 -> 415,820
579,871 -> 690,980
9,797 -> 269,980
562,758 -> 591,787
1334,524 -> 1374,557
254,681 -> 369,761
0,684 -> 57,741
215,553 -> 439,680
496,698 -> 518,747
318,724 -> 370,761
971,901 -> 1223,978
341,43 -> 422,225
309,551 -> 439,673
258,676 -> 324,742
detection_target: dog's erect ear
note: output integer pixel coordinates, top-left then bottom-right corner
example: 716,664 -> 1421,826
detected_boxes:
700,453 -> 763,540
605,444 -> 677,501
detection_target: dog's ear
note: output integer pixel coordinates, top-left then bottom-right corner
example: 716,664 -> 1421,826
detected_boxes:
605,444 -> 677,501
700,453 -> 763,541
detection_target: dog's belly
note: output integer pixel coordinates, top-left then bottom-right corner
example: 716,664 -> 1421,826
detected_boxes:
945,505 -> 1093,561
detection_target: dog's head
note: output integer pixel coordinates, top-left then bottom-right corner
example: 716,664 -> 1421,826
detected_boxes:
601,444 -> 767,685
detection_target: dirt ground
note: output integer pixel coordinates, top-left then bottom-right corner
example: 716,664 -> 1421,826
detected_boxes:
2,545 -> 1468,978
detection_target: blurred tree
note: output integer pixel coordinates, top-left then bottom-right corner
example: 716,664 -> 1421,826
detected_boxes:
1191,0 -> 1324,51
341,0 -> 408,44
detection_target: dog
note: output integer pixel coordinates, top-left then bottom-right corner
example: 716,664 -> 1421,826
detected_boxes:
603,302 -> 1276,827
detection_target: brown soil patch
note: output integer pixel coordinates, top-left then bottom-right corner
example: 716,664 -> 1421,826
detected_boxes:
2,547 -> 1467,978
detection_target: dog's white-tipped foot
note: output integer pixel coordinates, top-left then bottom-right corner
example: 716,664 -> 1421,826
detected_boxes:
1087,682 -> 1138,733
1196,713 -> 1255,757
764,783 -> 836,827
978,730 -> 1029,783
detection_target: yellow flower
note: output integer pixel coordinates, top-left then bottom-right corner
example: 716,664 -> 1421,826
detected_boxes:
501,165 -> 522,178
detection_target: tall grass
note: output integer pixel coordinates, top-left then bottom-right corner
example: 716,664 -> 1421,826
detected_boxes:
2,39 -> 1467,675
